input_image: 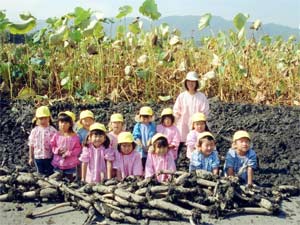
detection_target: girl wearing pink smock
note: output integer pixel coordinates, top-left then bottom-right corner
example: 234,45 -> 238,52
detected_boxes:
113,132 -> 143,180
107,113 -> 125,150
173,71 -> 209,142
51,111 -> 81,181
145,134 -> 176,182
186,112 -> 209,159
156,108 -> 181,160
79,123 -> 115,183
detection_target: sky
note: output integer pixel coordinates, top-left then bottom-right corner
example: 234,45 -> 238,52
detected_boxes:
1,0 -> 300,28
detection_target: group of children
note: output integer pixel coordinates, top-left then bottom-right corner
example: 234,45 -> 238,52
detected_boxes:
28,71 -> 257,185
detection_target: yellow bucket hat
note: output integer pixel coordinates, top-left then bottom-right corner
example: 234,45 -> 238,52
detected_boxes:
151,133 -> 167,145
118,132 -> 134,144
161,108 -> 173,117
110,113 -> 124,122
58,111 -> 76,122
35,106 -> 51,118
79,110 -> 94,120
233,130 -> 251,142
192,112 -> 206,123
197,131 -> 215,143
139,106 -> 153,116
90,122 -> 107,132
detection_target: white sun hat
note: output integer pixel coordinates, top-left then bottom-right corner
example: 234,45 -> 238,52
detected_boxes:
185,71 -> 199,81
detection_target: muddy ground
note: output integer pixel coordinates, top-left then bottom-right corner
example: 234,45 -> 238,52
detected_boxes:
0,97 -> 300,224
1,197 -> 300,225
1,97 -> 299,186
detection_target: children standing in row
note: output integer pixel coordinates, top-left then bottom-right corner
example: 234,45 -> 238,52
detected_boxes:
28,105 -> 257,185
28,106 -> 57,176
50,111 -> 81,181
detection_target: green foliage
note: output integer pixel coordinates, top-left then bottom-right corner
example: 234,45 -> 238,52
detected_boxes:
73,7 -> 92,27
0,5 -> 299,106
7,18 -> 36,34
116,5 -> 133,19
139,0 -> 161,20
233,13 -> 249,30
0,10 -> 9,31
49,25 -> 68,45
198,13 -> 212,31
128,20 -> 141,34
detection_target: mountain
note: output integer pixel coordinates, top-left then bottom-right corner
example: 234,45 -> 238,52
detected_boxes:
35,15 -> 300,41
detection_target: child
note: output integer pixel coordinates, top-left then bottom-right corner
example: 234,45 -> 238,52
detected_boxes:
132,106 -> 156,168
173,71 -> 209,143
108,113 -> 125,150
28,106 -> 57,176
189,132 -> 219,175
224,130 -> 257,185
76,110 -> 95,144
50,111 -> 81,181
145,133 -> 176,182
113,132 -> 143,180
156,108 -> 181,161
186,112 -> 209,159
79,123 -> 114,183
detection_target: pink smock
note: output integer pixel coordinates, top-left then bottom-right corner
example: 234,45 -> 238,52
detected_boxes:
79,144 -> 115,183
28,125 -> 57,159
51,133 -> 81,170
145,151 -> 176,182
113,150 -> 143,179
156,124 -> 181,159
173,91 -> 209,142
186,130 -> 202,159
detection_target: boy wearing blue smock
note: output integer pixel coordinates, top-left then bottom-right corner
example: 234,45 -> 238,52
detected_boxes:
224,130 -> 257,185
189,132 -> 220,175
133,106 -> 156,168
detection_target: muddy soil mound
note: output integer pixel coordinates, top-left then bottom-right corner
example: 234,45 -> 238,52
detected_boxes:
0,97 -> 299,187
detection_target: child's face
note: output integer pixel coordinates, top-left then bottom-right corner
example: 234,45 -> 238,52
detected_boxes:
194,121 -> 206,132
90,133 -> 106,148
198,139 -> 215,157
120,143 -> 133,155
235,137 -> 250,155
37,117 -> 50,127
186,80 -> 197,92
154,145 -> 168,156
59,120 -> 71,133
163,117 -> 173,127
140,115 -> 151,124
111,121 -> 123,134
81,117 -> 94,130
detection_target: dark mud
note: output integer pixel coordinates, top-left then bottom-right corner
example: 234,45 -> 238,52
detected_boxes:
0,97 -> 299,187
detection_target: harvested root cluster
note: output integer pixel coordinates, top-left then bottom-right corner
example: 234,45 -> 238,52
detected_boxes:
0,167 -> 299,224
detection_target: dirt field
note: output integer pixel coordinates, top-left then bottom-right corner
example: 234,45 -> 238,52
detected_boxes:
0,97 -> 299,224
0,197 -> 300,225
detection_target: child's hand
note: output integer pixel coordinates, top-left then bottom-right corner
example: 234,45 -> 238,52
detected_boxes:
169,144 -> 175,149
136,139 -> 142,147
28,158 -> 34,166
58,148 -> 67,156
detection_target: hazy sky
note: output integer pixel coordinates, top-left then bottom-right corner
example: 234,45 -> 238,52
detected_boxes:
2,0 -> 300,28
